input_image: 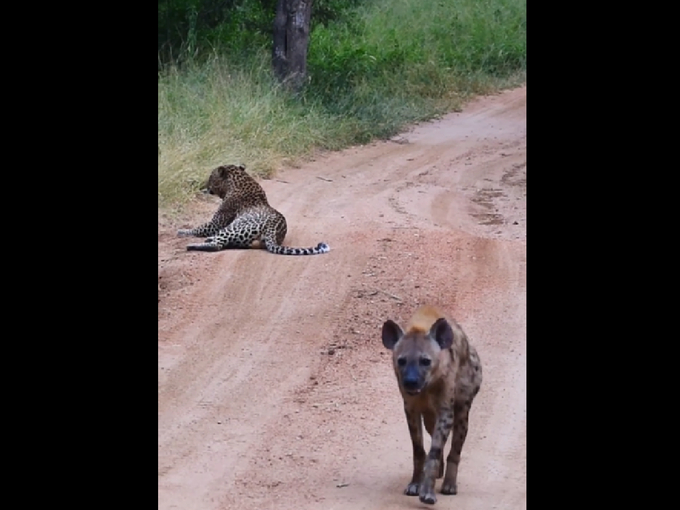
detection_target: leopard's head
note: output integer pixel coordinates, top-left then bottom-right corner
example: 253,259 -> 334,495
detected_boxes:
203,164 -> 247,198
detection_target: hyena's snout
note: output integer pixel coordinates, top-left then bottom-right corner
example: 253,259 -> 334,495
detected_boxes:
401,363 -> 424,394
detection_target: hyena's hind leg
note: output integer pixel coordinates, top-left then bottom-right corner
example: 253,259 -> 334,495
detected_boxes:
441,400 -> 472,495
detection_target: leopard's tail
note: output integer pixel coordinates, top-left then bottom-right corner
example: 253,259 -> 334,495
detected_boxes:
264,241 -> 330,255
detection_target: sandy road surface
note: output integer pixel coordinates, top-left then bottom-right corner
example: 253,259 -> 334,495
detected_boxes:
158,86 -> 526,510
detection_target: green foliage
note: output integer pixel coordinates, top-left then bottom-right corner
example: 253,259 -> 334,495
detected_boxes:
302,0 -> 525,135
158,0 -> 359,67
158,0 -> 526,208
158,53 -> 365,205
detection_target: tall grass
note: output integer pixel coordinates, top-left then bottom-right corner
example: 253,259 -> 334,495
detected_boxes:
158,0 -> 526,208
158,54 -> 363,206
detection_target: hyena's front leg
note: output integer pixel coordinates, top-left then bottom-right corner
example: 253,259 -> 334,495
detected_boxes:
423,412 -> 444,478
441,400 -> 472,495
419,408 -> 454,505
404,408 -> 426,496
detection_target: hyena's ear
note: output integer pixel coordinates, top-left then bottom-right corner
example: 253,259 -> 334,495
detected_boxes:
430,318 -> 454,349
382,320 -> 404,350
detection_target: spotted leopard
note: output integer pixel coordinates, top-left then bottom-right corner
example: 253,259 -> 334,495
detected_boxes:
177,164 -> 330,255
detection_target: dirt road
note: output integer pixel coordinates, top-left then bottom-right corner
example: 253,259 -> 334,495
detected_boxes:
158,86 -> 526,510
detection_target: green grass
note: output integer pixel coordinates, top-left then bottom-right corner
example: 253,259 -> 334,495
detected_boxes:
158,0 -> 526,209
158,54 -> 363,207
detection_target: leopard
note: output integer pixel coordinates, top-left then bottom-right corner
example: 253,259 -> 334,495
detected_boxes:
381,304 -> 483,505
177,164 -> 330,255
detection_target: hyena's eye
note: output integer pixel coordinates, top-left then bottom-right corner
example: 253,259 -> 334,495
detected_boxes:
420,358 -> 431,367
397,358 -> 406,366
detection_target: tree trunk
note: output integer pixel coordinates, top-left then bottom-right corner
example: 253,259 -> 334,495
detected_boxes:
272,0 -> 313,91
272,0 -> 288,82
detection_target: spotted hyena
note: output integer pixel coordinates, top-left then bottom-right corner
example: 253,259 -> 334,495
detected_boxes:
381,305 -> 482,505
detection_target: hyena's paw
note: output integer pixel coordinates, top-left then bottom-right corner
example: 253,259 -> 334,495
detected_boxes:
440,481 -> 457,495
419,489 -> 437,505
177,229 -> 194,237
404,482 -> 420,496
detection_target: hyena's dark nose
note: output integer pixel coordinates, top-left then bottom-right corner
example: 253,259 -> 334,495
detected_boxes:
403,377 -> 419,390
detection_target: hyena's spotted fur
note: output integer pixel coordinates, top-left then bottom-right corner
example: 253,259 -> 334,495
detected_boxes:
382,305 -> 482,505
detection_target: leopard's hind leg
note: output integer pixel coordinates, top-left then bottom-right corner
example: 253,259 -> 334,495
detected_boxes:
186,215 -> 262,251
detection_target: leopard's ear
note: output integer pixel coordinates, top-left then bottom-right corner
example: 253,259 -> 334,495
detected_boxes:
218,166 -> 229,178
238,164 -> 246,171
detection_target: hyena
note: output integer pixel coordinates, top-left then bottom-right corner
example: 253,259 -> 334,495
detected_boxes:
381,305 -> 482,505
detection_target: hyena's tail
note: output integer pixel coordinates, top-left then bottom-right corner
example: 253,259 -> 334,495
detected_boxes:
264,240 -> 330,255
